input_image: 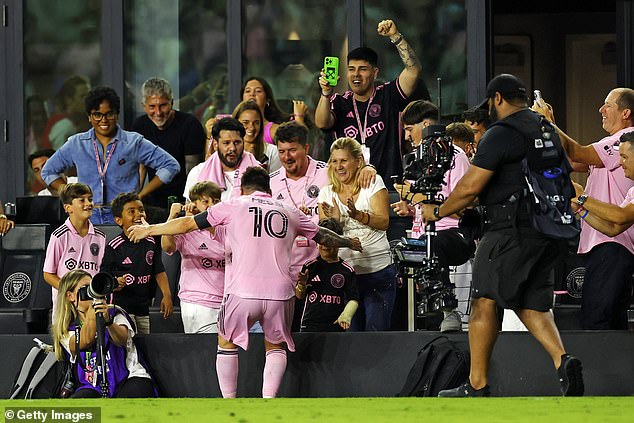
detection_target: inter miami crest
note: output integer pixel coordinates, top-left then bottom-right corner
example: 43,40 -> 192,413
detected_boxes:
306,185 -> 320,199
90,243 -> 100,256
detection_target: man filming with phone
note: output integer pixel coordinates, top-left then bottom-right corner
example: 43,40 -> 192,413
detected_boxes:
315,19 -> 422,186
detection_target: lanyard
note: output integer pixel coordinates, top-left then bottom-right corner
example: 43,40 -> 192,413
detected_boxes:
92,139 -> 118,204
284,176 -> 309,209
351,89 -> 376,146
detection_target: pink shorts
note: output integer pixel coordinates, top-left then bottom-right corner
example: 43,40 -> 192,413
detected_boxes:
218,294 -> 295,351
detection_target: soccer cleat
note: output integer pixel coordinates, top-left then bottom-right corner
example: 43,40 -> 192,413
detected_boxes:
558,354 -> 584,396
440,311 -> 463,333
438,382 -> 491,397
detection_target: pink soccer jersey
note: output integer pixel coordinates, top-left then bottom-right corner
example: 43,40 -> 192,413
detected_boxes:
270,157 -> 329,279
172,226 -> 226,309
435,145 -> 470,231
43,219 -> 106,317
580,129 -> 634,255
204,191 -> 320,300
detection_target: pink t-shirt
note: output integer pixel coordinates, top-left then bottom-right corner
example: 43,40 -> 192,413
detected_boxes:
172,226 -> 226,309
579,128 -> 634,254
409,145 -> 470,237
270,157 -> 329,279
43,219 -> 106,318
204,191 -> 320,300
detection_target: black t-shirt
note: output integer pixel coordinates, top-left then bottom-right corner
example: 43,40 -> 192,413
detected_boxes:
131,110 -> 205,207
299,256 -> 359,332
330,79 -> 410,185
471,109 -> 532,206
100,232 -> 165,316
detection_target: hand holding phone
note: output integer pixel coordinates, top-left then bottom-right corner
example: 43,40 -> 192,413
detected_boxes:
534,90 -> 544,107
324,56 -> 339,87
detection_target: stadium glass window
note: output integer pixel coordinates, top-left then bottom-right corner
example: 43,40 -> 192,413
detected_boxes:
364,0 -> 467,118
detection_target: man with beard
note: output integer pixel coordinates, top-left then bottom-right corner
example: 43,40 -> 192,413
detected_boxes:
132,77 -> 205,209
183,117 -> 260,201
421,74 -> 584,397
315,19 -> 422,185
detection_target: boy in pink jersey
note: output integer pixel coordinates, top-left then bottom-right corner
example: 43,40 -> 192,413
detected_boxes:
128,166 -> 362,398
162,181 -> 224,333
43,183 -> 107,320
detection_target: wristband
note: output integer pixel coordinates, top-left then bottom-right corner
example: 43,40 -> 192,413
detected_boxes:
391,32 -> 404,45
574,206 -> 585,215
321,91 -> 333,97
104,319 -> 113,327
433,206 -> 441,219
580,210 -> 589,219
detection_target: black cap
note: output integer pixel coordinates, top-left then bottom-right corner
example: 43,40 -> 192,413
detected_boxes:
477,74 -> 527,109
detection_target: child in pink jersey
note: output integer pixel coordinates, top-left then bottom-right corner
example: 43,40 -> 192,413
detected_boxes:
43,183 -> 107,321
162,181 -> 224,333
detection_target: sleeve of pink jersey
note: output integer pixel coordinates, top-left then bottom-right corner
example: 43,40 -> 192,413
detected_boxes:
42,237 -> 61,274
592,138 -> 621,171
205,201 -> 232,227
292,206 -> 320,238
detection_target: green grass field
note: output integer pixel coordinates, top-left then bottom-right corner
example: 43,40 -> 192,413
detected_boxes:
3,397 -> 634,423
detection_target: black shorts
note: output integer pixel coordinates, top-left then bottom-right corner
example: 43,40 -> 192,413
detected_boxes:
471,229 -> 565,311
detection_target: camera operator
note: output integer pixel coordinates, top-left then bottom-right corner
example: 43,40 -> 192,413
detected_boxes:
422,74 -> 583,397
391,100 -> 474,332
52,269 -> 156,398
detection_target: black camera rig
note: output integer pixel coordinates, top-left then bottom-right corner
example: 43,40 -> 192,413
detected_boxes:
392,125 -> 458,318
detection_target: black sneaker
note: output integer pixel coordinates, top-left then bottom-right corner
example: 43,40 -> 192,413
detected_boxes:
438,382 -> 491,397
558,354 -> 584,396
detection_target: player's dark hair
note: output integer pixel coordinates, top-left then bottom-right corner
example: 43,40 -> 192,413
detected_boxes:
240,166 -> 271,195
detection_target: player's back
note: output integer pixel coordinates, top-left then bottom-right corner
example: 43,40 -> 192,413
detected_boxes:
205,192 -> 319,300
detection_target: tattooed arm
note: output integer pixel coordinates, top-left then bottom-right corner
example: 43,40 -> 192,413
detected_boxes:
313,227 -> 363,252
377,19 -> 422,97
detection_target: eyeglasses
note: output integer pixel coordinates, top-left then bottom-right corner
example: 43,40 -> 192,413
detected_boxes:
90,111 -> 118,121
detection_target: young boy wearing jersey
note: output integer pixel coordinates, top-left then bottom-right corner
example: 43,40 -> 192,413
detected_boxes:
295,218 -> 359,332
43,183 -> 107,321
100,193 -> 173,334
162,181 -> 225,333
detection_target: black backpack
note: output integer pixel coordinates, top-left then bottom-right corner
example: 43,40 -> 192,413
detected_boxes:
9,340 -> 71,399
494,111 -> 580,240
397,336 -> 469,397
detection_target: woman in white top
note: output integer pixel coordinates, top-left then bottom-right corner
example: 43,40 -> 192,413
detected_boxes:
232,99 -> 282,173
318,137 -> 396,331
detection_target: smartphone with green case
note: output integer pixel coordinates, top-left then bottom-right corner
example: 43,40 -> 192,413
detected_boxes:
324,56 -> 339,87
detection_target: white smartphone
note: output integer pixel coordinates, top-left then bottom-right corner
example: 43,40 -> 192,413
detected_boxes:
534,90 -> 544,107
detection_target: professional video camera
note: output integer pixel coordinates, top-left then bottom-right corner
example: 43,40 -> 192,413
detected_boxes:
392,124 -> 458,318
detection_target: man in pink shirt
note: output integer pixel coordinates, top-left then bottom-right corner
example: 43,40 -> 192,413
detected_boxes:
183,117 -> 260,201
43,183 -> 106,320
536,88 -> 634,329
128,166 -> 362,398
570,131 -> 634,329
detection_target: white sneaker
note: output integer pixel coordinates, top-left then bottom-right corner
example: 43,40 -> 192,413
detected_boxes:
440,310 -> 462,332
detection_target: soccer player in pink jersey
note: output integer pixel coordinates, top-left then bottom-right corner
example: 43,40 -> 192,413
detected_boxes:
162,181 -> 224,333
128,166 -> 362,398
533,88 -> 634,330
43,183 -> 107,321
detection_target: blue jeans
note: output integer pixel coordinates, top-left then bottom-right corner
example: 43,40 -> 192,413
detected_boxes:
90,207 -> 115,224
350,264 -> 397,332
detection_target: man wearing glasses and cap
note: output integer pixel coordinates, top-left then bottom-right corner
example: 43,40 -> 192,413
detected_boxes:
421,74 -> 584,397
42,86 -> 180,224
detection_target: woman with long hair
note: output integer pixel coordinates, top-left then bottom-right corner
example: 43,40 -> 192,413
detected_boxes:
232,99 -> 281,172
52,269 -> 155,398
317,137 -> 395,331
241,77 -> 308,145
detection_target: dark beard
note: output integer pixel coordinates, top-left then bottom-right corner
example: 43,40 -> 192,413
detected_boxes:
219,151 -> 242,169
489,104 -> 499,123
